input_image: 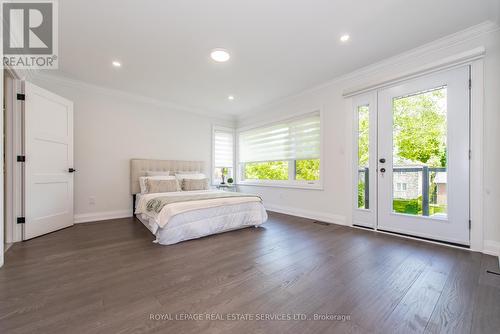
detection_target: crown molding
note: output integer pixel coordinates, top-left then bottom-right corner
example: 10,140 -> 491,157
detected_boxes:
31,72 -> 237,122
342,46 -> 485,97
238,20 -> 499,121
336,20 -> 498,84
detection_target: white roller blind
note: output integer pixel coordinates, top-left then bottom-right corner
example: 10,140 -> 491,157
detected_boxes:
214,130 -> 234,168
239,112 -> 320,163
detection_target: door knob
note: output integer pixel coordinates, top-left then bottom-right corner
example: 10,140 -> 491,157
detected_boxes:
68,168 -> 77,173
380,168 -> 386,173
379,158 -> 386,163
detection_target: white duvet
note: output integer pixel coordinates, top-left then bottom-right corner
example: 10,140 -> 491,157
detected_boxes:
135,190 -> 268,245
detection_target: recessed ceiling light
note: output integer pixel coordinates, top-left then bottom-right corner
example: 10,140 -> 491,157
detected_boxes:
340,34 -> 350,42
228,95 -> 235,100
210,49 -> 230,62
112,61 -> 122,67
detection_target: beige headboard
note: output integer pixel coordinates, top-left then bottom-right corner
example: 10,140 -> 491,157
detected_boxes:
130,159 -> 205,194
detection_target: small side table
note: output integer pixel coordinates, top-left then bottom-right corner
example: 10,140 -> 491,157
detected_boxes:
216,184 -> 237,192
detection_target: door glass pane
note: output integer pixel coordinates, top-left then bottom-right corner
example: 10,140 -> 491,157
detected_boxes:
357,105 -> 369,209
392,86 -> 448,217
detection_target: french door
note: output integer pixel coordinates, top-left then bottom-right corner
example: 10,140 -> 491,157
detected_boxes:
353,66 -> 470,245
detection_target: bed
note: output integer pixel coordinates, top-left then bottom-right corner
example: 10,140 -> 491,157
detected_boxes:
131,159 -> 268,245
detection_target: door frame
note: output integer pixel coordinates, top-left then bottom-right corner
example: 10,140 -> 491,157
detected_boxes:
350,59 -> 484,252
4,69 -> 24,244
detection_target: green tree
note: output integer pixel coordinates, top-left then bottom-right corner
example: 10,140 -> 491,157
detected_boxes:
357,106 -> 370,208
245,161 -> 288,180
296,159 -> 320,180
244,159 -> 320,181
358,106 -> 370,167
358,178 -> 366,208
393,88 -> 447,167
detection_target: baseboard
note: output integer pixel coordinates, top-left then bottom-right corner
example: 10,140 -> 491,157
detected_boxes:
4,243 -> 13,252
265,203 -> 346,226
484,240 -> 500,257
74,210 -> 132,224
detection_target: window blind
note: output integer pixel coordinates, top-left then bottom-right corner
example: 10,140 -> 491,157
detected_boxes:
214,130 -> 234,168
238,112 -> 320,163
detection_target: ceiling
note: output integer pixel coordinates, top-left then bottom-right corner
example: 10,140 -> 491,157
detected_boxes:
46,0 -> 500,117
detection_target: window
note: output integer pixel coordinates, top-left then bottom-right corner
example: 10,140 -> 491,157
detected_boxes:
391,86 -> 448,217
396,183 -> 407,191
238,112 -> 321,187
212,127 -> 234,184
357,105 -> 369,209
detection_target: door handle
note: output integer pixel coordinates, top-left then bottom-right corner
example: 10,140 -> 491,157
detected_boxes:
68,168 -> 77,173
380,168 -> 386,173
379,158 -> 386,163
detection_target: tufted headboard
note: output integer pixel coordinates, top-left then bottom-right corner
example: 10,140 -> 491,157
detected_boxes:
130,159 -> 205,194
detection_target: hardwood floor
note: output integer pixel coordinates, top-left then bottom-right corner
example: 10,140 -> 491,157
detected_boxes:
1,212 -> 499,334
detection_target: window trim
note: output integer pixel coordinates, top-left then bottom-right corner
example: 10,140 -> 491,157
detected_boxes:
211,125 -> 235,186
236,109 -> 324,190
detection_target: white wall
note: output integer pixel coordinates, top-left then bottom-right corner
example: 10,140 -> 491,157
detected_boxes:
237,23 -> 500,254
30,76 -> 234,223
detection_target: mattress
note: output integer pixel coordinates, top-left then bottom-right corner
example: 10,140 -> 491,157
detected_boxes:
135,193 -> 267,245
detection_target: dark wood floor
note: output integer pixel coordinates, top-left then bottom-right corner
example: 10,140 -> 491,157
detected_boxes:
1,212 -> 499,334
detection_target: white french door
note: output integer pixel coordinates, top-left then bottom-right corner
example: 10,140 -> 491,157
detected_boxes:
353,66 -> 470,245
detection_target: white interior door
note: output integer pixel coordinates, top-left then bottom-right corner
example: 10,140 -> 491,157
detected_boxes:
24,82 -> 74,240
377,67 -> 470,245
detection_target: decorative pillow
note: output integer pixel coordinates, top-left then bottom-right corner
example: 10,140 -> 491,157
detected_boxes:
146,170 -> 170,176
139,175 -> 176,193
145,178 -> 181,193
182,178 -> 209,191
175,173 -> 206,181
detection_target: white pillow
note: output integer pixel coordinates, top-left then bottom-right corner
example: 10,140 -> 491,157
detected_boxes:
146,170 -> 170,176
175,173 -> 206,181
139,175 -> 176,193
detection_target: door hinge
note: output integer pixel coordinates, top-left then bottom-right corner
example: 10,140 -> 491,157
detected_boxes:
469,219 -> 471,229
469,150 -> 472,160
17,155 -> 26,162
17,217 -> 25,224
469,79 -> 472,90
17,93 -> 25,101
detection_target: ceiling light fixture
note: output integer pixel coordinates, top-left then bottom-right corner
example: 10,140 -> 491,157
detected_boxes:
228,95 -> 235,101
340,34 -> 350,42
112,61 -> 122,67
210,49 -> 230,62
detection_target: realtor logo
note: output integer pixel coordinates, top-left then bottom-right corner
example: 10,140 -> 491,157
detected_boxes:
2,0 -> 58,68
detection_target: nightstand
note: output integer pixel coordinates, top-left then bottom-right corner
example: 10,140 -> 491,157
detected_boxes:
216,184 -> 236,192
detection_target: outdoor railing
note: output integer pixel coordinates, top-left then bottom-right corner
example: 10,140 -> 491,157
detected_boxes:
358,166 -> 446,216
